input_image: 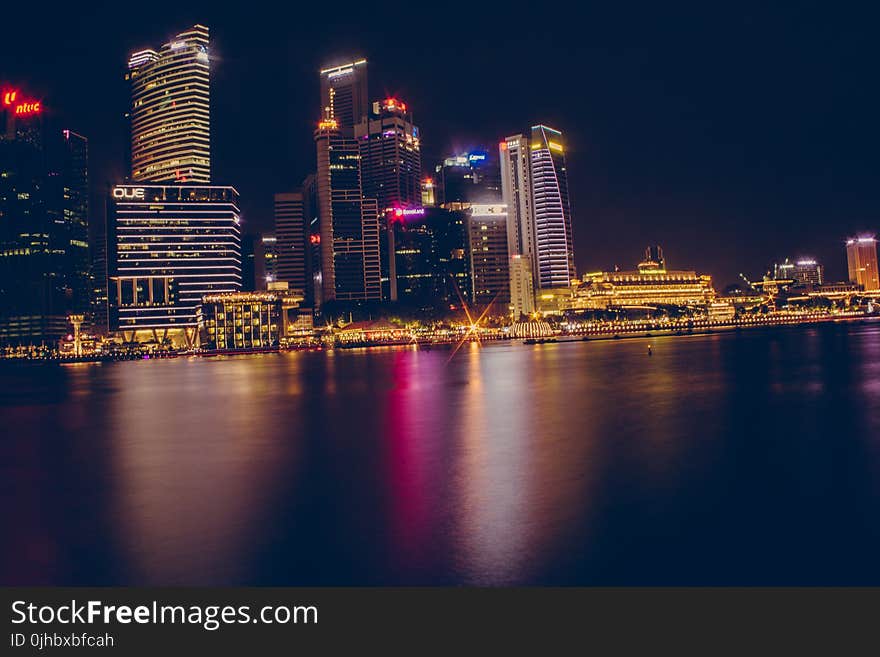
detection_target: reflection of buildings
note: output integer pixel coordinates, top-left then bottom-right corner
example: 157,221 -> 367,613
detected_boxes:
201,286 -> 304,350
127,25 -> 211,183
570,249 -> 715,310
107,185 -> 241,347
846,237 -> 879,291
467,204 -> 510,311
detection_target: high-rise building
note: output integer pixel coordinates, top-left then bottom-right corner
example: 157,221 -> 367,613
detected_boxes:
106,184 -> 241,347
467,204 -> 510,311
0,89 -> 92,346
500,126 -> 576,311
319,59 -> 368,134
127,25 -> 211,183
262,235 -> 279,286
846,237 -> 879,291
275,192 -> 310,299
435,150 -> 500,207
354,98 -> 421,211
387,207 -> 471,311
775,257 -> 823,287
529,125 -> 575,289
314,119 -> 381,303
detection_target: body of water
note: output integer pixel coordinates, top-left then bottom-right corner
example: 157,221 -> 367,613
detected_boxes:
3,323 -> 880,585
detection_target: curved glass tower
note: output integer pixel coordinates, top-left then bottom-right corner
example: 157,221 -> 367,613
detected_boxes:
127,25 -> 211,183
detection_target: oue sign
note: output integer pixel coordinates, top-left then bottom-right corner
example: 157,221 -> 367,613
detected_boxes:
113,187 -> 145,200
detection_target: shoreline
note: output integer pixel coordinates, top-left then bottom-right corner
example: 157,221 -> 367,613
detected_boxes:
1,313 -> 877,364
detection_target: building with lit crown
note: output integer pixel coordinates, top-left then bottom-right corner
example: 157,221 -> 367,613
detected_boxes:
107,184 -> 241,347
467,204 -> 510,311
319,59 -> 368,134
846,237 -> 879,291
127,25 -> 211,183
314,119 -> 381,303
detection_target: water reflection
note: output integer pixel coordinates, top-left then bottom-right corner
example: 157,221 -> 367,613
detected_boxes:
3,323 -> 880,584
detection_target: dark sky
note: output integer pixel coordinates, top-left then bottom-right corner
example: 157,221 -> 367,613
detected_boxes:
2,1 -> 879,286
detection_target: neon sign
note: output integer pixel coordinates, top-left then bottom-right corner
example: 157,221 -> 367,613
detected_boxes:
113,187 -> 146,200
2,89 -> 42,117
383,98 -> 407,112
309,234 -> 321,245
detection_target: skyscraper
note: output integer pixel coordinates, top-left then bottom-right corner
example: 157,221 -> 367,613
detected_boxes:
500,126 -> 576,313
509,255 -> 535,318
127,25 -> 211,183
275,192 -> 309,298
529,125 -> 575,289
846,237 -> 879,291
435,150 -> 500,207
354,98 -> 421,211
468,204 -> 510,310
0,89 -> 92,346
314,119 -> 381,303
106,184 -> 241,347
319,59 -> 368,134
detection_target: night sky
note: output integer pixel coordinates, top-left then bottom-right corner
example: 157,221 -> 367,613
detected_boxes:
2,1 -> 878,287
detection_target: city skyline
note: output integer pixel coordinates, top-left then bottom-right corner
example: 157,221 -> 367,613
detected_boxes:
3,4 -> 879,287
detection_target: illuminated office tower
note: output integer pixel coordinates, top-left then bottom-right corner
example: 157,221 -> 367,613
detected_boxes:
127,25 -> 211,183
436,150 -> 499,207
354,98 -> 421,210
467,204 -> 510,310
106,185 -> 241,347
846,236 -> 879,291
793,259 -> 822,286
314,119 -> 381,302
529,125 -> 575,289
319,59 -> 368,134
500,134 -> 535,279
275,192 -> 309,297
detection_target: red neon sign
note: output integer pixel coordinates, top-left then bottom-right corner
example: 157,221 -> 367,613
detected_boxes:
3,89 -> 42,117
309,234 -> 321,245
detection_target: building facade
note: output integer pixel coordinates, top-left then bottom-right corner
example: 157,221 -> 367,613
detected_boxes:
201,288 -> 304,350
275,192 -> 310,298
314,120 -> 381,303
127,25 -> 211,184
319,59 -> 368,134
107,184 -> 241,347
467,204 -> 510,311
846,237 -> 878,291
509,255 -> 535,318
0,90 -> 91,345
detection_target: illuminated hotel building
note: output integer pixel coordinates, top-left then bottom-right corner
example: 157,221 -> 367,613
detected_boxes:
846,237 -> 879,291
314,119 -> 381,302
319,59 -> 368,134
354,98 -> 421,210
127,25 -> 211,183
467,204 -> 510,310
571,251 -> 715,310
106,185 -> 241,347
201,287 -> 304,350
774,257 -> 823,287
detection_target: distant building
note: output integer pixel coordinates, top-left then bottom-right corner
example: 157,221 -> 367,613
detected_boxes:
201,287 -> 304,350
571,249 -> 715,310
319,59 -> 368,134
846,237 -> 879,291
106,184 -> 241,347
275,192 -> 310,296
435,150 -> 500,207
467,204 -> 510,311
262,235 -> 278,285
314,119 -> 381,303
509,255 -> 535,318
127,25 -> 211,183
